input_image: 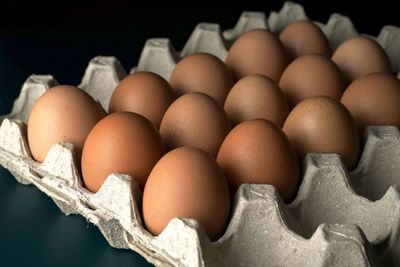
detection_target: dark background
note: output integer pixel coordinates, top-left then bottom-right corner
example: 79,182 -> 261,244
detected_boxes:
1,1 -> 399,266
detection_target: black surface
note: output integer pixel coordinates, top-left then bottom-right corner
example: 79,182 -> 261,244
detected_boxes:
0,167 -> 152,266
1,2 -> 399,267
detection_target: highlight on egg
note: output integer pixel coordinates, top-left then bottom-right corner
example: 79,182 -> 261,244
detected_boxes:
341,72 -> 400,133
217,119 -> 299,201
225,29 -> 289,82
283,96 -> 360,170
332,36 -> 391,82
81,112 -> 165,192
224,74 -> 289,127
279,20 -> 331,59
142,147 -> 230,241
169,52 -> 234,105
160,92 -> 231,156
279,54 -> 346,108
109,71 -> 174,128
27,85 -> 105,163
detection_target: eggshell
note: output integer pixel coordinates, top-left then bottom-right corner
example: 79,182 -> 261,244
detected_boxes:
225,29 -> 289,82
224,75 -> 289,127
341,72 -> 400,133
160,92 -> 231,156
332,36 -> 391,82
279,20 -> 331,59
283,96 -> 360,170
142,147 -> 230,241
27,85 -> 105,163
279,54 -> 346,108
109,71 -> 174,128
169,53 -> 234,105
216,119 -> 299,201
81,112 -> 165,192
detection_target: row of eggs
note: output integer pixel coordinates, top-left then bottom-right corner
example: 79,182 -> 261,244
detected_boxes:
26,20 -> 400,241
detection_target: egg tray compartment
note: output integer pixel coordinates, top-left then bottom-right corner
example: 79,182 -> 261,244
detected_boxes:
1,2 -> 400,266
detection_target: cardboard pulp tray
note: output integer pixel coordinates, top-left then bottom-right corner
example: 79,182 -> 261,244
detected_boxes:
1,2 -> 400,266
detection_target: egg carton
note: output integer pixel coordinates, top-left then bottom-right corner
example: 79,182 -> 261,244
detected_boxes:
1,2 -> 400,266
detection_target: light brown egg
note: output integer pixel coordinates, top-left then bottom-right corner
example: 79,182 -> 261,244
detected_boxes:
341,72 -> 400,133
81,112 -> 165,192
27,85 -> 105,163
216,119 -> 299,201
279,54 -> 346,108
142,147 -> 230,241
283,96 -> 360,170
109,71 -> 174,128
160,92 -> 231,156
332,36 -> 391,82
224,75 -> 289,127
169,53 -> 234,105
279,20 -> 331,59
225,29 -> 289,82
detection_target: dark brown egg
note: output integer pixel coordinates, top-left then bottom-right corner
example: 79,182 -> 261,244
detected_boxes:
225,29 -> 289,82
279,54 -> 346,108
279,20 -> 331,59
332,36 -> 391,82
341,72 -> 400,133
217,119 -> 299,201
169,53 -> 234,105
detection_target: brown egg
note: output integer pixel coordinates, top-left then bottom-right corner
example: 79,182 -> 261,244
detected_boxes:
109,71 -> 174,128
81,112 -> 165,192
279,54 -> 346,108
169,53 -> 234,105
160,92 -> 231,156
279,20 -> 331,59
27,85 -> 105,163
216,119 -> 299,201
224,75 -> 289,127
225,29 -> 289,82
283,96 -> 360,170
341,72 -> 400,133
332,36 -> 391,82
142,147 -> 230,241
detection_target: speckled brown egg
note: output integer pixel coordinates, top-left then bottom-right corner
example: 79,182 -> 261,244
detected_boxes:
27,85 -> 105,163
216,119 -> 299,201
283,96 -> 360,170
332,36 -> 391,82
169,53 -> 234,105
224,75 -> 289,127
341,72 -> 400,133
81,112 -> 165,192
279,20 -> 331,59
160,92 -> 231,156
225,29 -> 289,82
279,54 -> 346,108
109,71 -> 174,128
142,147 -> 230,241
